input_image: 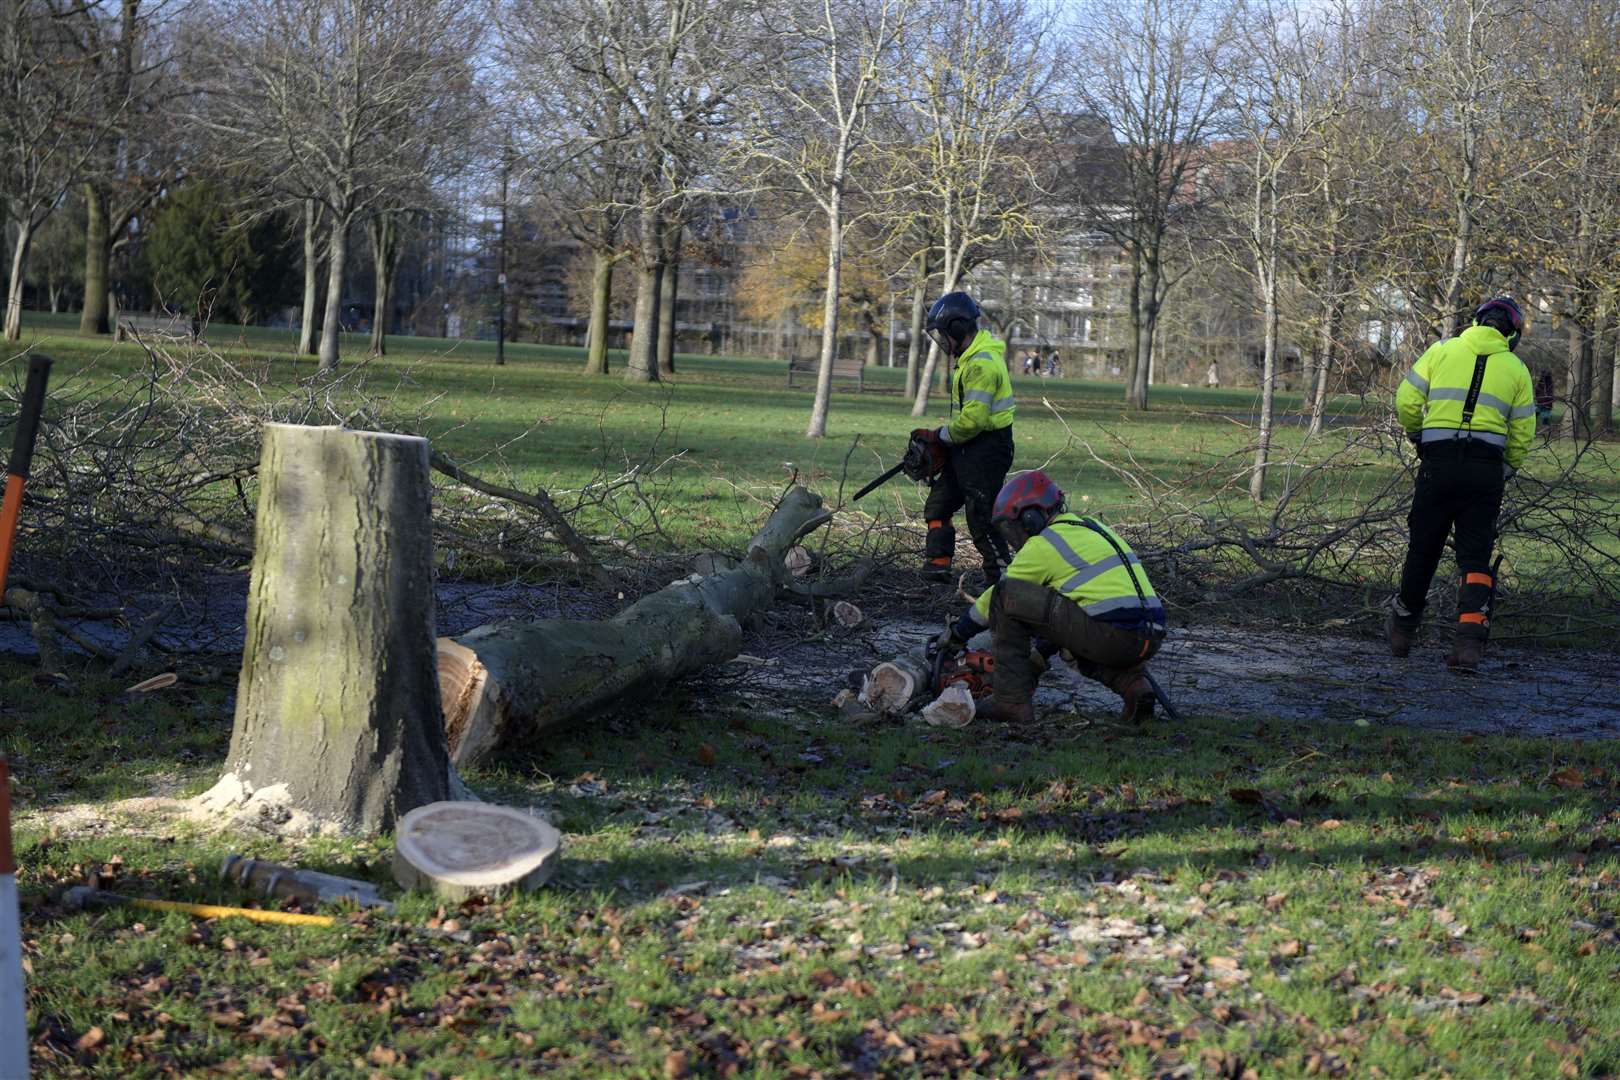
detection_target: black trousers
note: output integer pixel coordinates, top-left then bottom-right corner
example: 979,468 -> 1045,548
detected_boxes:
1398,443 -> 1504,640
989,579 -> 1160,704
924,426 -> 1014,578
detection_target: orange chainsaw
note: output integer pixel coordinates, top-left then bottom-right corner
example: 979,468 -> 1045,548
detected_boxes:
928,645 -> 996,699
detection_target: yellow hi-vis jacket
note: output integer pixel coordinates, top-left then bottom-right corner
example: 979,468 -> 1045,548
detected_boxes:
1396,324 -> 1536,469
968,514 -> 1166,633
937,329 -> 1015,445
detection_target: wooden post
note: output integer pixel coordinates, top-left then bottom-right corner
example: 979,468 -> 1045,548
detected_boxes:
199,424 -> 451,834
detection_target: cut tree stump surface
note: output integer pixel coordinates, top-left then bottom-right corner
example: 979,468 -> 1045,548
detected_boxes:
393,801 -> 561,899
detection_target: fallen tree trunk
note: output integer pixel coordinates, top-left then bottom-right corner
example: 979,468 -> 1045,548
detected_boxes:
440,486 -> 833,767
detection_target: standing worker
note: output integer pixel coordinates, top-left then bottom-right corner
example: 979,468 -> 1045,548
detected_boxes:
1389,297 -> 1536,672
913,291 -> 1016,583
935,470 -> 1167,724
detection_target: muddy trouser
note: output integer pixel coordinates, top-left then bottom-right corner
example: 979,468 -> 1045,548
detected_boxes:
1397,441 -> 1504,642
989,578 -> 1161,705
923,426 -> 1014,579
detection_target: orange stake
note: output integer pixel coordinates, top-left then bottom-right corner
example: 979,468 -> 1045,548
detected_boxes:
0,354 -> 51,606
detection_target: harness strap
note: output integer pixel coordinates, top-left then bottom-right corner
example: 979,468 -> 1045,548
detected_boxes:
1075,517 -> 1162,637
1459,353 -> 1489,427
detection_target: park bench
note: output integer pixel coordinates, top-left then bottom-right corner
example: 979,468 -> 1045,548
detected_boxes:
786,353 -> 865,392
114,312 -> 198,343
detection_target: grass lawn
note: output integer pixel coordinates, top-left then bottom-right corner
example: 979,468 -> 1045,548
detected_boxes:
7,313 -> 1408,551
5,314 -> 1619,1077
7,660 -> 1620,1078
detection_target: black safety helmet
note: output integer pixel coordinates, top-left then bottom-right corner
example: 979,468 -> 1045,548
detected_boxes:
924,292 -> 981,357
1474,296 -> 1524,351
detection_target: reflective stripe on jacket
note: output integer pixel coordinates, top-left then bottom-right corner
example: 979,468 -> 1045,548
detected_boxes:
939,329 -> 1015,445
1395,324 -> 1535,468
971,514 -> 1165,633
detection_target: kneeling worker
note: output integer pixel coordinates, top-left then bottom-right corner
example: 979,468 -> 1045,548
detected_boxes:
936,470 -> 1167,724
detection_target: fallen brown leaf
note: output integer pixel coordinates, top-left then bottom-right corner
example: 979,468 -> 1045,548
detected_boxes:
75,1026 -> 105,1052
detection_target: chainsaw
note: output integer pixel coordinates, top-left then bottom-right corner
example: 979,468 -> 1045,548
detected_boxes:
930,645 -> 996,699
852,431 -> 948,501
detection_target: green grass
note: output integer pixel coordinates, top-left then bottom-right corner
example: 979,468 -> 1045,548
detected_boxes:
7,312 -> 1410,551
7,659 -> 1619,1077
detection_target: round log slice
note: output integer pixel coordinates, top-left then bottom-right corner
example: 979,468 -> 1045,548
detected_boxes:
393,801 -> 561,899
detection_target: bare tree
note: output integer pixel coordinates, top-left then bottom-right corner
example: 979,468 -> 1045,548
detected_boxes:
1383,0 -> 1531,337
738,0 -> 911,436
77,0 -> 185,336
532,0 -> 755,386
1516,0 -> 1620,437
904,0 -> 1047,417
496,0 -> 637,375
1223,0 -> 1348,500
1061,0 -> 1226,410
203,0 -> 481,372
1,0 -> 108,340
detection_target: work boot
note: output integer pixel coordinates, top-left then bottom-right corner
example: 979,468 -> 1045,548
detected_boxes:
1446,636 -> 1484,674
1099,666 -> 1156,724
976,698 -> 1035,725
1386,601 -> 1419,658
921,558 -> 952,582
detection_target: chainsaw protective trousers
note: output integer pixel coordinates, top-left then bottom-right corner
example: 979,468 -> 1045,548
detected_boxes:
1398,442 -> 1504,642
988,578 -> 1160,705
924,426 -> 1013,580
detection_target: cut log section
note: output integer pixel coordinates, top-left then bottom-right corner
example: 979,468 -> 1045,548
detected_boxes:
921,685 -> 976,728
860,651 -> 932,715
393,801 -> 561,900
440,486 -> 833,767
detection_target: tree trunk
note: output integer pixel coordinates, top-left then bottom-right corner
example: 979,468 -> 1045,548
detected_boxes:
299,199 -> 321,356
808,185 -> 844,438
911,263 -> 961,418
904,250 -> 929,399
198,423 -> 451,834
1130,260 -> 1157,410
79,184 -> 110,336
3,220 -> 33,342
369,212 -> 395,357
1250,252 -> 1279,502
1596,308 -> 1616,435
1567,308 -> 1594,441
657,222 -> 680,376
318,216 -> 349,373
624,207 -> 662,384
583,248 -> 614,375
438,487 -> 832,767
1308,292 -> 1341,437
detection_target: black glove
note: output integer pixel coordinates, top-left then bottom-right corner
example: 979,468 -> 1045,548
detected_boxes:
934,625 -> 965,656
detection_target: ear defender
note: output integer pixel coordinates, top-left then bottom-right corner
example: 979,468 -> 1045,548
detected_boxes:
1019,507 -> 1048,536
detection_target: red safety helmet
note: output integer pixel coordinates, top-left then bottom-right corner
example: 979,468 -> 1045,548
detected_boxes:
991,470 -> 1066,539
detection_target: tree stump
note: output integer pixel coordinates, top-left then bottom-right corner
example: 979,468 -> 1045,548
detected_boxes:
440,486 -> 833,767
199,424 -> 450,834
